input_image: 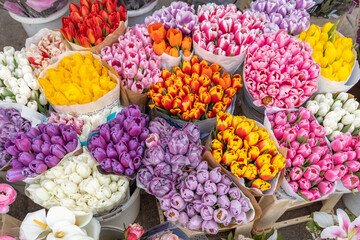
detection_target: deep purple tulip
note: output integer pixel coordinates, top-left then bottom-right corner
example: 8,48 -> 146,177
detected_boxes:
123,104 -> 142,118
44,155 -> 60,168
25,128 -> 41,139
106,145 -> 118,159
112,160 -> 124,174
5,145 -> 20,157
115,140 -> 128,156
125,168 -> 135,175
129,150 -> 137,159
217,183 -> 230,196
182,122 -> 200,143
6,168 -> 26,182
120,152 -> 131,168
21,167 -> 35,177
90,135 -> 107,149
37,124 -> 46,133
138,167 -> 153,186
100,124 -> 111,143
14,135 -> 31,152
115,112 -> 125,126
64,139 -> 78,153
139,128 -> 150,142
18,152 -> 35,165
111,127 -> 123,144
36,153 -> 45,161
41,133 -> 51,142
124,117 -> 143,137
218,195 -> 231,209
29,160 -> 48,174
41,142 -> 51,156
60,125 -> 77,142
144,145 -> 164,166
10,159 -> 24,168
147,177 -> 174,198
45,124 -> 60,137
50,136 -> 65,146
128,137 -> 138,151
129,156 -> 142,170
136,146 -> 144,157
31,139 -> 43,153
101,158 -> 113,172
50,144 -> 67,159
91,147 -> 107,162
153,162 -> 172,178
122,132 -> 131,143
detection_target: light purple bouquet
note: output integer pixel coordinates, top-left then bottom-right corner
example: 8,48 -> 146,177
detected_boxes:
145,1 -> 198,35
248,0 -> 315,35
1,0 -> 67,18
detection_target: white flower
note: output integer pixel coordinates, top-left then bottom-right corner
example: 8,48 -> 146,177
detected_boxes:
335,92 -> 349,102
35,187 -> 51,202
95,172 -> 111,186
18,56 -> 29,66
353,109 -> 360,118
0,53 -> 5,64
325,111 -> 341,122
306,100 -> 320,115
21,65 -> 33,74
323,118 -> 338,130
348,124 -> 355,134
76,162 -> 91,179
316,116 -> 323,124
5,55 -> 14,66
109,182 -> 118,192
61,182 -> 78,195
41,180 -> 56,192
14,67 -> 23,78
60,198 -> 76,209
0,66 -> 12,81
315,94 -> 326,103
3,46 -> 15,56
334,108 -> 346,117
23,72 -> 34,85
329,130 -> 342,141
4,96 -> 14,102
39,92 -> 48,105
325,93 -> 333,99
69,172 -> 83,184
19,84 -> 32,99
341,114 -> 355,125
353,118 -> 360,128
4,77 -> 18,89
27,100 -> 38,111
16,94 -> 28,105
331,100 -> 343,111
322,97 -> 334,106
317,102 -> 330,117
337,123 -> 344,131
324,127 -> 333,135
343,99 -> 359,113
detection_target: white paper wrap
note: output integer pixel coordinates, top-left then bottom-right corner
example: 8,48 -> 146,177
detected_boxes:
0,101 -> 45,127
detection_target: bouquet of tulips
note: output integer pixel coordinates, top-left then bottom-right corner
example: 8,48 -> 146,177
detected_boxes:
61,0 -> 127,49
244,30 -> 320,109
266,108 -> 336,201
88,105 -> 149,177
210,113 -> 285,194
5,123 -> 80,182
306,92 -> 360,139
137,118 -> 204,199
100,24 -> 161,97
298,22 -> 356,92
248,0 -> 314,35
193,3 -> 264,73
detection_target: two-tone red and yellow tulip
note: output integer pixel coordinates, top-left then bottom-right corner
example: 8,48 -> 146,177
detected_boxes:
271,154 -> 286,171
252,178 -> 271,192
227,135 -> 243,150
242,164 -> 258,180
222,150 -> 238,166
212,149 -> 223,163
231,161 -> 245,179
236,119 -> 256,138
217,113 -> 232,131
259,164 -> 278,181
255,154 -> 272,169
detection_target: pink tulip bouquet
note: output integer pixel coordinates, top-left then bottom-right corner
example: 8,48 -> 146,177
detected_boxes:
266,107 -> 336,201
244,30 -> 320,109
330,132 -> 360,192
100,24 -> 161,94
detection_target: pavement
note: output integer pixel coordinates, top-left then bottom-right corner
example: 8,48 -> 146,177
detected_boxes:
0,1 -> 359,240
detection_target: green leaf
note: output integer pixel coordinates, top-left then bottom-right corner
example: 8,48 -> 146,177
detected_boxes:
102,27 -> 105,37
277,231 -> 283,240
142,88 -> 149,94
227,231 -> 233,240
3,88 -> 14,97
328,19 -> 340,40
13,59 -> 18,69
295,115 -> 302,124
74,38 -> 80,45
306,220 -> 316,233
341,124 -> 352,133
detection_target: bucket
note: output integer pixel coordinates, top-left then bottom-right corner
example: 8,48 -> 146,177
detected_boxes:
95,187 -> 141,230
127,0 -> 158,27
342,192 -> 360,217
100,226 -> 125,240
241,87 -> 265,123
8,2 -> 70,37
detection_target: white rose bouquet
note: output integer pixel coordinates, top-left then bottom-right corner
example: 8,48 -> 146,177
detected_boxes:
25,148 -> 129,213
0,46 -> 49,113
306,92 -> 360,141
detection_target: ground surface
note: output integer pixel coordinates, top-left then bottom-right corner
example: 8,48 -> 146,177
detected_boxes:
0,1 -> 359,239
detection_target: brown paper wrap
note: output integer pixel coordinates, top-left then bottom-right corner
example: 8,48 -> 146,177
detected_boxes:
66,20 -> 127,55
37,51 -> 121,115
0,214 -> 21,237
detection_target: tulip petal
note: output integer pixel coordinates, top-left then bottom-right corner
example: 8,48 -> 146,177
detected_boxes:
81,218 -> 101,239
337,208 -> 352,233
46,207 -> 75,229
313,212 -> 335,229
19,209 -> 47,240
320,226 -> 347,239
72,212 -> 93,228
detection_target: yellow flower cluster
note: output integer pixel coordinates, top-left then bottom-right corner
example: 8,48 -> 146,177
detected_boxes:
39,53 -> 117,105
299,22 -> 355,82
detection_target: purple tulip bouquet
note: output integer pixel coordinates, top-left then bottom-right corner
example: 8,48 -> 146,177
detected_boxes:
160,161 -> 254,234
137,117 -> 205,198
5,123 -> 79,182
144,1 -> 198,35
0,107 -> 32,169
88,105 -> 149,177
248,0 -> 315,35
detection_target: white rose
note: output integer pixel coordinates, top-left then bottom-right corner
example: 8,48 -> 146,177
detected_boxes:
331,100 -> 343,111
324,127 -> 333,135
337,123 -> 344,131
323,118 -> 337,130
76,162 -> 92,178
109,182 -> 118,192
69,172 -> 83,184
329,131 -> 342,141
316,116 -> 323,124
335,92 -> 349,102
61,198 -> 76,209
15,94 -> 28,105
343,99 -> 359,114
61,182 -> 78,195
314,94 -> 326,103
317,102 -> 330,117
341,114 -> 355,125
35,188 -> 50,202
306,100 -> 320,115
27,100 -> 38,111
324,111 -> 341,122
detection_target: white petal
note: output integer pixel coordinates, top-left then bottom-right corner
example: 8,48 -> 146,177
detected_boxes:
20,209 -> 47,240
74,212 -> 93,228
337,208 -> 351,233
313,212 -> 335,228
321,226 -> 347,239
82,218 -> 101,240
46,207 -> 75,229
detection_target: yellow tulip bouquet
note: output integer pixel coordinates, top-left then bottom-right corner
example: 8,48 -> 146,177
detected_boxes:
209,113 -> 286,194
299,21 -> 355,82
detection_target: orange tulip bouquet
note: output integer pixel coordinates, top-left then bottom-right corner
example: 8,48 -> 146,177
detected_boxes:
209,113 -> 286,195
147,55 -> 242,138
148,22 -> 193,70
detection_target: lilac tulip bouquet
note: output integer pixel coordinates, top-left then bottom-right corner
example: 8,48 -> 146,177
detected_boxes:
144,1 -> 198,35
0,107 -> 31,169
88,105 -> 149,177
248,0 -> 315,35
137,117 -> 205,199
5,123 -> 79,182
160,161 -> 254,234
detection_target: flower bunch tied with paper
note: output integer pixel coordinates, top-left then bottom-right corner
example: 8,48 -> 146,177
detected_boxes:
248,0 -> 314,35
61,0 -> 127,48
137,118 -> 204,198
193,3 -> 264,57
100,24 -> 161,94
299,21 -> 355,82
38,52 -> 117,106
210,113 -> 285,192
159,161 -> 254,235
26,30 -> 67,77
26,150 -> 129,213
148,22 -> 193,58
0,47 -> 48,113
5,123 -> 79,182
267,108 -> 336,201
0,107 -> 32,169
88,105 -> 149,177
147,55 -> 242,121
244,30 -> 320,109
306,92 -> 360,139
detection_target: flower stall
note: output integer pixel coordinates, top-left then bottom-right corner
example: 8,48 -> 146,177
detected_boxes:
0,0 -> 359,239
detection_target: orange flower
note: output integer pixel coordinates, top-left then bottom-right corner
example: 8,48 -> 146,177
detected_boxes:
182,111 -> 190,120
199,75 -> 211,88
199,91 -> 211,105
164,45 -> 172,54
212,72 -> 221,86
209,85 -> 224,103
189,108 -> 201,119
201,65 -> 213,79
222,96 -> 233,108
190,79 -> 200,94
191,55 -> 199,64
220,72 -> 232,89
225,87 -> 237,98
199,59 -> 208,69
166,29 -> 182,47
182,61 -> 192,75
232,74 -> 242,91
164,79 -> 174,89
194,102 -> 206,115
170,108 -> 182,115
153,40 -> 166,55
192,63 -> 201,75
181,36 -> 192,51
212,102 -> 226,116
172,96 -> 182,109
217,112 -> 233,131
148,23 -> 166,42
161,69 -> 171,79
152,93 -> 163,107
210,63 -> 222,72
168,85 -> 179,98
161,94 -> 173,110
207,111 -> 215,118
183,49 -> 191,57
169,47 -> 179,57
